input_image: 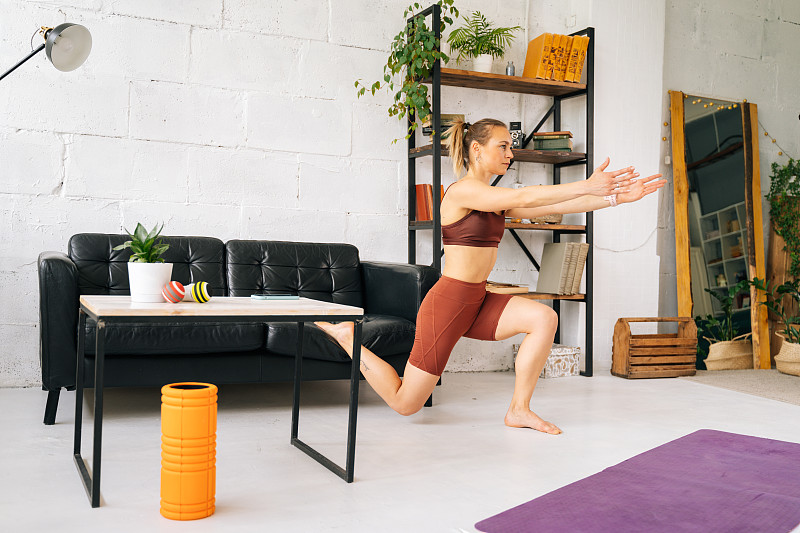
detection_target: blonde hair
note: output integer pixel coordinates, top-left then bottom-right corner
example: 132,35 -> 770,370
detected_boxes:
443,118 -> 508,177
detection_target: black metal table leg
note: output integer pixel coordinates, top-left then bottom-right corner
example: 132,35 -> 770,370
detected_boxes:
291,322 -> 304,441
291,319 -> 363,482
344,320 -> 362,482
74,316 -> 105,507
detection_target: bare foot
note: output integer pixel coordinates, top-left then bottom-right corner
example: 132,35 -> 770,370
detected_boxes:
314,321 -> 355,357
504,408 -> 562,435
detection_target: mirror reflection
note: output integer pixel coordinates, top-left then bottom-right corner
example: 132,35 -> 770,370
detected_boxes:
683,95 -> 750,332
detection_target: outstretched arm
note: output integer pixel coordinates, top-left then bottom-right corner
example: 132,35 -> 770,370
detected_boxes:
448,157 -> 635,213
506,173 -> 665,218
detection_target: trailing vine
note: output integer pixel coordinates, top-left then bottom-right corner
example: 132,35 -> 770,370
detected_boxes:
354,0 -> 459,141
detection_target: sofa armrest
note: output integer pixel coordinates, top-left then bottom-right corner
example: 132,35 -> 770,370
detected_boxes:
361,261 -> 439,324
38,251 -> 79,391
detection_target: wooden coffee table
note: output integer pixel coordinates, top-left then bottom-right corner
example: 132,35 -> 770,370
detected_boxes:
74,295 -> 364,507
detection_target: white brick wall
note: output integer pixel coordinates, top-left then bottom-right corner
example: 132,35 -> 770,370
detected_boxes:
1,0 -> 794,387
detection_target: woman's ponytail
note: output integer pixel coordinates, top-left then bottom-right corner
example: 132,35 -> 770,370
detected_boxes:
444,118 -> 467,177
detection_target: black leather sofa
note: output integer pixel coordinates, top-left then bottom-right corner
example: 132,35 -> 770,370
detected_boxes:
38,234 -> 439,425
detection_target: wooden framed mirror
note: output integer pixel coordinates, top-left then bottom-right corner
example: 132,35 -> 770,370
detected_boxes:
668,90 -> 770,369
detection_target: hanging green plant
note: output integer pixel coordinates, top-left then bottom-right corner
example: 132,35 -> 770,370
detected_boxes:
766,158 -> 800,277
750,277 -> 800,344
446,11 -> 521,62
354,0 -> 459,141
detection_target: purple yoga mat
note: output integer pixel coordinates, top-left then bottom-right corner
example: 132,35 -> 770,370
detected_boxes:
476,429 -> 800,533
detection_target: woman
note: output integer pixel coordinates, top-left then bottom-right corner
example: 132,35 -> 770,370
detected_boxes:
317,118 -> 664,434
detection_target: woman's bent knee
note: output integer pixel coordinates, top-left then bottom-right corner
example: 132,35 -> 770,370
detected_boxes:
391,396 -> 428,416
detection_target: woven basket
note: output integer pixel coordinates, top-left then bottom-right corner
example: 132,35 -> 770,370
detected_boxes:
704,333 -> 752,370
775,333 -> 800,376
529,213 -> 564,224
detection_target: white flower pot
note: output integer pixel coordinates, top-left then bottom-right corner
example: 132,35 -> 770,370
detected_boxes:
127,262 -> 173,303
472,54 -> 494,73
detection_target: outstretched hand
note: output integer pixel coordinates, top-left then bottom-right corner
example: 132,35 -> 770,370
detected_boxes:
616,173 -> 665,204
584,157 -> 637,196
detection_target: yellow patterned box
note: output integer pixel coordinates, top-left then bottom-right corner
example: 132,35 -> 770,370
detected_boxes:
539,344 -> 580,378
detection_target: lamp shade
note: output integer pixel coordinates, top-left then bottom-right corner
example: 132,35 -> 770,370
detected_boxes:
45,23 -> 92,72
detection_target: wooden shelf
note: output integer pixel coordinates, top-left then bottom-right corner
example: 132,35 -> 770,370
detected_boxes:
410,144 -> 585,165
432,68 -> 587,97
505,222 -> 586,233
516,292 -> 586,301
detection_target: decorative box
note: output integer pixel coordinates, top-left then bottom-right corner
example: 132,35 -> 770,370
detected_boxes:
539,344 -> 580,378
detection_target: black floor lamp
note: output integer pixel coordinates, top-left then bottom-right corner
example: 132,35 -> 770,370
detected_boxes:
0,23 -> 92,81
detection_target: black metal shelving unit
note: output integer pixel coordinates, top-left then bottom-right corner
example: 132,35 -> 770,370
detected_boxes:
406,4 -> 595,376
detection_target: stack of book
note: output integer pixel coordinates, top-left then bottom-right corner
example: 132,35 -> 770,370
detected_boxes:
532,131 -> 573,151
521,33 -> 590,83
536,242 -> 590,295
415,184 -> 445,221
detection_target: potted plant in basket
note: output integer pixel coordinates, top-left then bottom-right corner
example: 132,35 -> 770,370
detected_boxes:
695,279 -> 752,370
113,222 -> 171,303
446,11 -> 522,73
354,0 -> 459,141
750,277 -> 800,376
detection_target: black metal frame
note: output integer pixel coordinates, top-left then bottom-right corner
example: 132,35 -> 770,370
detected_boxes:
405,12 -> 595,376
73,303 -> 364,507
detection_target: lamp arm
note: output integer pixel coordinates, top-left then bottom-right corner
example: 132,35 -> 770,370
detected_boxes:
0,43 -> 45,82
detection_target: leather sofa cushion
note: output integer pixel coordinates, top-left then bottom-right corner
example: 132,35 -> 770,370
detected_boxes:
225,240 -> 362,307
69,234 -> 227,296
83,320 -> 264,356
266,314 -> 415,362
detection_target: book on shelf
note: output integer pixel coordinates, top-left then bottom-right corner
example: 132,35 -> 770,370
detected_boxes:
521,32 -> 553,79
422,114 -> 465,137
536,242 -> 590,295
533,138 -> 574,150
532,131 -> 573,139
571,35 -> 590,82
522,33 -> 589,83
487,281 -> 529,294
553,35 -> 574,81
414,184 -> 445,222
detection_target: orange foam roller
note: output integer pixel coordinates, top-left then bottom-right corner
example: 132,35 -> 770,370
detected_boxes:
160,382 -> 217,520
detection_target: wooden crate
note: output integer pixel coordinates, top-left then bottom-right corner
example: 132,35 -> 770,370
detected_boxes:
611,317 -> 697,378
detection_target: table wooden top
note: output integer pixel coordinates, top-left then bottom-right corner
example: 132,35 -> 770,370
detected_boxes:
79,295 -> 364,318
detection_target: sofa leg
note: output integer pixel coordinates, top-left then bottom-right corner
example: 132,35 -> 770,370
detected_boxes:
424,377 -> 442,408
44,389 -> 60,425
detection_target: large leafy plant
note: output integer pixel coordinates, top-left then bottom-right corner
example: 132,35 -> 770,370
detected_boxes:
750,277 -> 800,344
766,158 -> 800,277
354,0 -> 459,140
695,279 -> 751,343
446,11 -> 521,62
113,222 -> 169,263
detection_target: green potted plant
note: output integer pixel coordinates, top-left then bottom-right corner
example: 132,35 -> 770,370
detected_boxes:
113,222 -> 172,303
750,277 -> 800,376
354,0 -> 459,140
695,279 -> 752,370
766,158 -> 800,277
446,11 -> 521,73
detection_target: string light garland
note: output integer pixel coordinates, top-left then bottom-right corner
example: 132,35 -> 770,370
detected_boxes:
672,95 -> 797,161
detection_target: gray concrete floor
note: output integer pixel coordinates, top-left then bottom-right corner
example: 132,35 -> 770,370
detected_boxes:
2,372 -> 800,532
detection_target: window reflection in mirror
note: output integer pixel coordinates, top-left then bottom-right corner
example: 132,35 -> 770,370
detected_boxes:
683,95 -> 751,334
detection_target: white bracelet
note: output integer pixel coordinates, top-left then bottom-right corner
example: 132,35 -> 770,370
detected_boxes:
604,194 -> 618,207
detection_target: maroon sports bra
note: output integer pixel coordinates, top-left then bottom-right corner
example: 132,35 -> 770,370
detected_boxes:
442,209 -> 505,247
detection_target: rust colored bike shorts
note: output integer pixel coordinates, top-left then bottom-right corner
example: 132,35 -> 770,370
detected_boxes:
408,276 -> 514,376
